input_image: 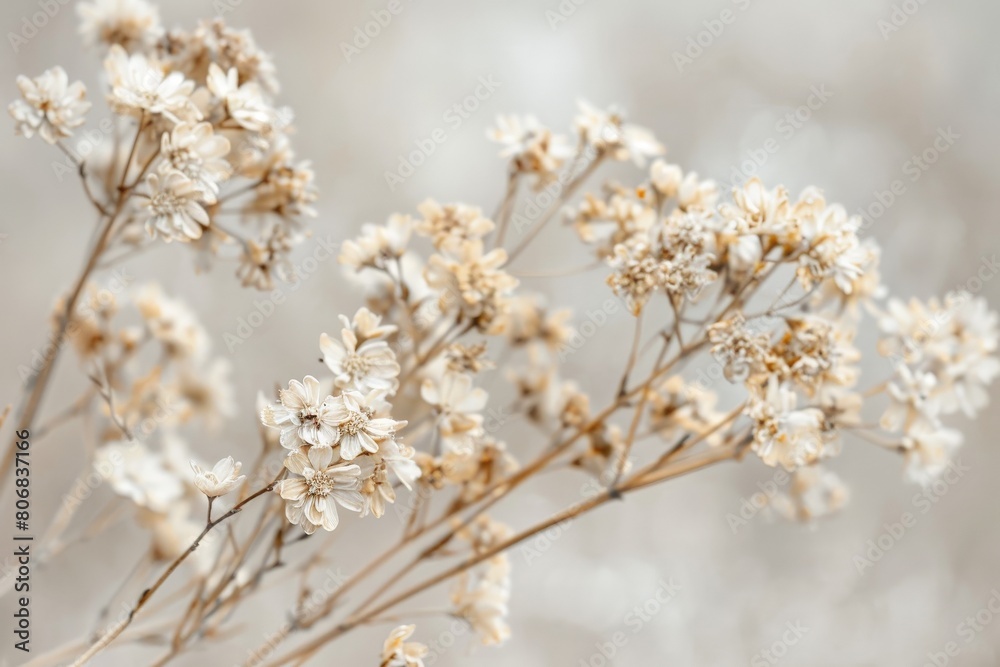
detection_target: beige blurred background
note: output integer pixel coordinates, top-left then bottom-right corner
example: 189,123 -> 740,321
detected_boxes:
3,0 -> 1000,665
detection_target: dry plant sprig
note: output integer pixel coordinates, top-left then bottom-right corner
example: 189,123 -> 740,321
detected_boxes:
8,2 -> 999,666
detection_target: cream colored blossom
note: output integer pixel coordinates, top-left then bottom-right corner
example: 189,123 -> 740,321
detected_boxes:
901,424 -> 962,484
207,63 -> 273,131
9,67 -> 90,144
573,100 -> 664,166
328,390 -> 404,460
381,625 -> 427,667
421,372 -> 487,454
142,171 -> 210,242
321,310 -> 400,394
488,114 -> 572,183
277,446 -> 364,534
748,379 -> 827,470
339,214 -> 413,270
190,456 -> 244,497
708,315 -> 771,383
425,240 -> 518,331
160,122 -> 231,203
260,376 -> 339,449
415,199 -> 494,251
104,45 -> 200,122
96,441 -> 184,512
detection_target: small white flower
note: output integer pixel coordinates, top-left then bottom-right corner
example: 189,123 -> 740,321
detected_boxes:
142,171 -> 210,242
487,114 -> 572,182
260,376 -> 340,450
190,456 -> 245,497
321,309 -> 400,394
160,122 -> 231,204
96,441 -> 184,513
104,45 -> 200,122
381,625 -> 428,667
9,67 -> 91,144
573,100 -> 664,166
207,63 -> 274,132
748,379 -> 827,471
358,459 -> 395,519
451,559 -> 511,646
338,214 -> 413,270
901,424 -> 962,485
420,372 -> 487,454
277,446 -> 364,534
880,365 -> 939,432
377,437 -> 421,491
328,390 -> 403,460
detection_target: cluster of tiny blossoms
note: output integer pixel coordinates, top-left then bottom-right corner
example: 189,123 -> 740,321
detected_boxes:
9,0 -> 316,290
260,308 -> 418,533
58,281 -> 241,571
16,7 -> 998,661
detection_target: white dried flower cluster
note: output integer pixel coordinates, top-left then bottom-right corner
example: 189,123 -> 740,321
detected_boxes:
571,153 -> 996,488
260,308 -> 419,533
9,1 -> 316,289
15,14 -> 999,662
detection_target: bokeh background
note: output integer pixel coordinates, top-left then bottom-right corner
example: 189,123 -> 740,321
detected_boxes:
3,0 -> 1000,665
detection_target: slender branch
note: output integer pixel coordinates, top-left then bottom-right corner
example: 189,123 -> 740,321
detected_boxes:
71,473 -> 284,666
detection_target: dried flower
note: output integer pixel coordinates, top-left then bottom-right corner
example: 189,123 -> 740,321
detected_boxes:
9,67 -> 90,144
381,625 -> 428,667
277,446 -> 364,534
260,376 -> 340,449
142,170 -> 211,242
190,456 -> 245,497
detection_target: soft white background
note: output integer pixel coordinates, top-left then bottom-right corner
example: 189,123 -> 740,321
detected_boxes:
2,0 -> 999,665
